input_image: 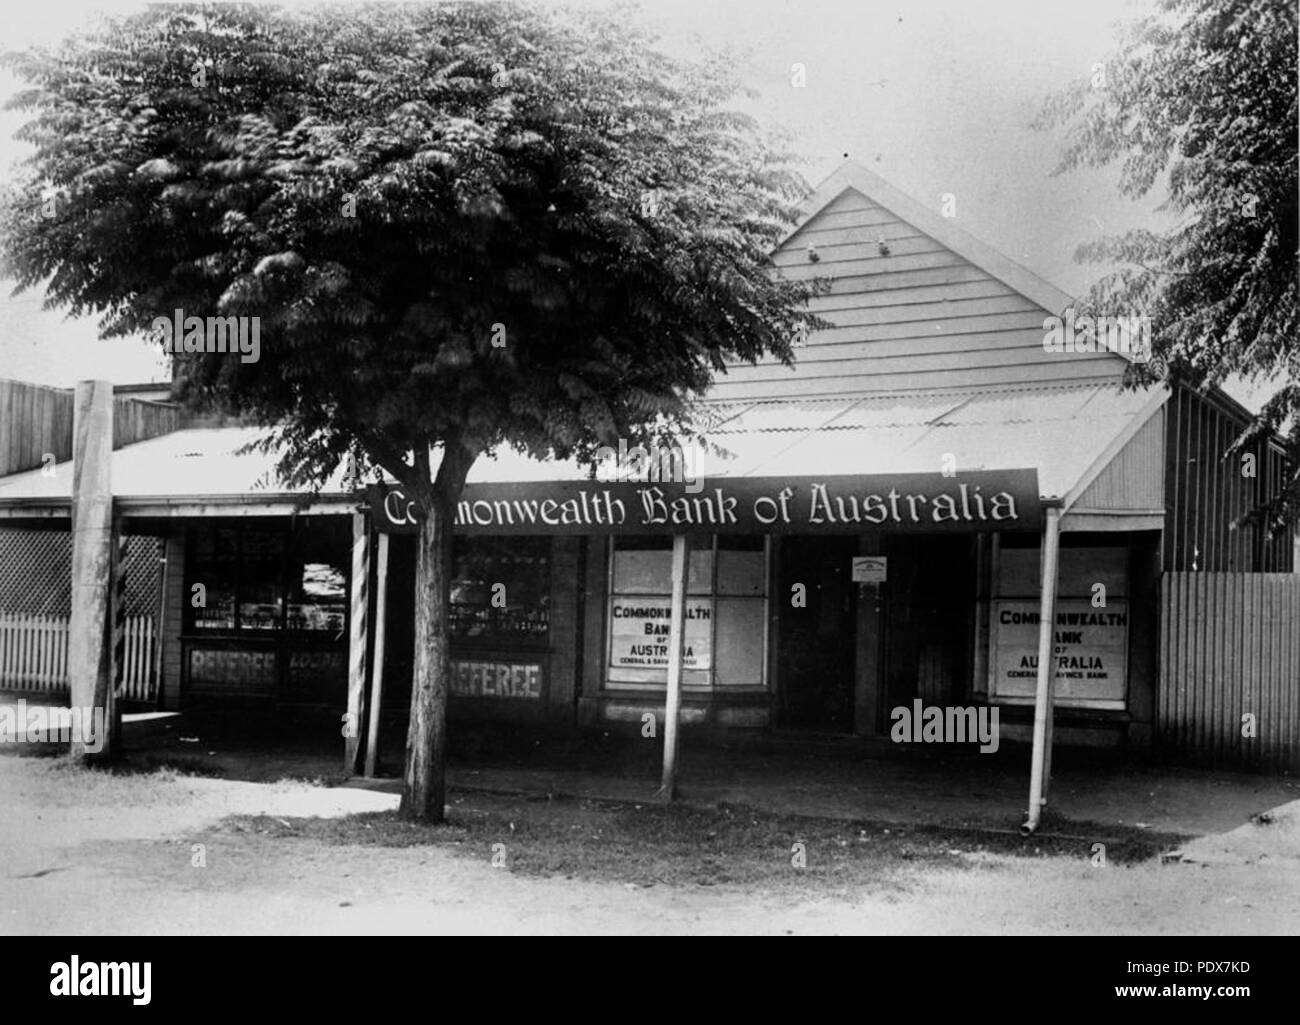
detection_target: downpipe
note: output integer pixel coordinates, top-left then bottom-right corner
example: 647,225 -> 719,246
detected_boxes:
1021,503 -> 1062,836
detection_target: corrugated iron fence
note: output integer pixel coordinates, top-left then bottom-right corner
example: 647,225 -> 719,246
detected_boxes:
1159,572 -> 1300,770
0,380 -> 181,477
0,613 -> 156,701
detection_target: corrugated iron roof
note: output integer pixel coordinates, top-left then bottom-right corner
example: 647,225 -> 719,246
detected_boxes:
0,427 -> 348,504
0,382 -> 1162,509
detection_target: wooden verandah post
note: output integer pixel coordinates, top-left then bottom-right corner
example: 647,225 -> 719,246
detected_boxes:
68,380 -> 114,761
658,533 -> 689,800
364,532 -> 390,777
344,512 -> 369,774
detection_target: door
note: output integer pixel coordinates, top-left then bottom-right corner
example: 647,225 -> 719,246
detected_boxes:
776,535 -> 858,731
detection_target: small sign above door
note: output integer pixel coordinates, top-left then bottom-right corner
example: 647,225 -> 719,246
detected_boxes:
851,556 -> 888,584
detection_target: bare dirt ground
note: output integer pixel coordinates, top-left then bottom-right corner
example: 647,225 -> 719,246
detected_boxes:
2,753 -> 1298,935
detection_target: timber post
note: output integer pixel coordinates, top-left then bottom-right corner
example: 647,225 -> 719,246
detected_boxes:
68,380 -> 114,761
344,512 -> 370,774
658,533 -> 689,800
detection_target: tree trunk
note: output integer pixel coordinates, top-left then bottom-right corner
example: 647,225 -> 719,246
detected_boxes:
399,444 -> 474,822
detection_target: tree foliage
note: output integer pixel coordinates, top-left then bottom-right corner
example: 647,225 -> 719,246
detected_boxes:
1,1 -> 824,816
2,2 -> 822,488
1036,0 -> 1298,534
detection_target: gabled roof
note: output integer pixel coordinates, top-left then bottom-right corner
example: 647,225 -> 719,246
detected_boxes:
780,160 -> 1076,320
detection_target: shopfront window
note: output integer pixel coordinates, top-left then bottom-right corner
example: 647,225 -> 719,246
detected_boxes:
607,535 -> 768,690
449,535 -> 550,647
189,526 -> 239,631
286,522 -> 348,634
187,525 -> 286,632
238,528 -> 284,630
185,522 -> 348,635
988,540 -> 1129,708
182,520 -> 351,707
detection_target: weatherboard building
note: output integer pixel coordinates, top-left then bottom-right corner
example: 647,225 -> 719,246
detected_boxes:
0,161 -> 1295,775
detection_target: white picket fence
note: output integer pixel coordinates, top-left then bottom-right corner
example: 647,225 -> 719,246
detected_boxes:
0,613 -> 155,701
0,613 -> 67,690
120,615 -> 155,700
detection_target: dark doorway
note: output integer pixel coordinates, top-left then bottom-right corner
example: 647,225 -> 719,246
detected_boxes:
776,535 -> 858,731
882,534 -> 975,712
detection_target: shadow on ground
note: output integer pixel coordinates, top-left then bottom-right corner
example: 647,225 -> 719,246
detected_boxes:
95,706 -> 1300,841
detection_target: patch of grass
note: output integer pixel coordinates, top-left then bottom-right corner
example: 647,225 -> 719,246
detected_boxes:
215,791 -> 1190,893
0,742 -> 66,759
1,752 -> 195,805
131,754 -> 229,778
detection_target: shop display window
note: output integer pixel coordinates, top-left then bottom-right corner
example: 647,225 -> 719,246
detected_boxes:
607,535 -> 767,690
185,522 -> 348,635
449,535 -> 550,647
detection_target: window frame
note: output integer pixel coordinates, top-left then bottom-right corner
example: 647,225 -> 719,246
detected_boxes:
986,538 -> 1130,710
603,534 -> 770,693
183,522 -> 290,635
447,534 -> 553,653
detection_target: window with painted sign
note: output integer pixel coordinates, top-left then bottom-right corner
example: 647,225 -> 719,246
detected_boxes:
450,660 -> 543,700
189,647 -> 277,685
283,648 -> 347,703
990,599 -> 1128,705
988,544 -> 1129,709
607,535 -> 767,690
609,598 -> 713,670
187,647 -> 278,700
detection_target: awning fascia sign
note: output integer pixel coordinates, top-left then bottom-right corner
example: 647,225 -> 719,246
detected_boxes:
368,470 -> 1041,535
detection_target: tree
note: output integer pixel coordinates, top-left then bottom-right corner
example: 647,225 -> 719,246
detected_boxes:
1,2 -> 822,816
1036,0 -> 1298,535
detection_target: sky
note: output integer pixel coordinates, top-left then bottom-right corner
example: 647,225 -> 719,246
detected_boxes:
0,0 -> 1179,391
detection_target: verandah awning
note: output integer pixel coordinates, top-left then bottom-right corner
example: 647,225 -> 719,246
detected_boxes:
0,381 -> 1161,531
